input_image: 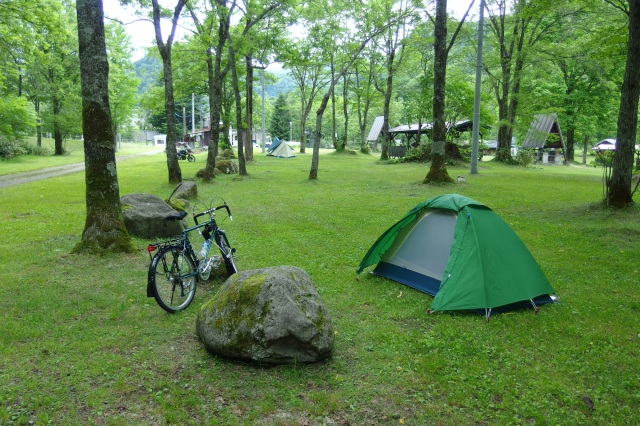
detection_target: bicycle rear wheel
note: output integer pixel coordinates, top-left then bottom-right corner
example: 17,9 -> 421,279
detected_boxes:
216,232 -> 237,275
149,245 -> 197,313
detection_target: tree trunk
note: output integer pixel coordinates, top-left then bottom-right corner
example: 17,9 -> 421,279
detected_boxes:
301,92 -> 315,153
354,63 -> 372,151
488,1 -> 530,163
565,125 -> 575,163
331,55 -> 337,149
161,60 -> 182,183
342,73 -> 349,151
73,0 -> 133,254
52,95 -> 64,155
245,55 -> 254,161
424,0 -> 453,184
300,92 -> 307,154
300,94 -> 307,153
608,0 -> 640,208
204,54 -> 219,178
152,0 -> 185,185
564,78 -> 576,163
35,101 -> 42,147
228,41 -> 247,176
380,53 -> 394,161
205,7 -> 231,179
310,91 -> 332,180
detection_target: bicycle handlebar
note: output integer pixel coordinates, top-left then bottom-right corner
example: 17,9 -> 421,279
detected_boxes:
193,204 -> 232,225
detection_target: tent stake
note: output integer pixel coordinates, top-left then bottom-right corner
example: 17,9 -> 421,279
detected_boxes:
530,299 -> 540,314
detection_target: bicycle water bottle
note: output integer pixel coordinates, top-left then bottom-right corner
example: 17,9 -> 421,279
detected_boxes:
200,239 -> 211,258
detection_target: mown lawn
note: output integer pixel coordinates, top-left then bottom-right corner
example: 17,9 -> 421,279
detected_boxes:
1,148 -> 638,425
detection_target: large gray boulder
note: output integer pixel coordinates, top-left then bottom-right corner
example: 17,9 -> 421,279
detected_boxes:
196,266 -> 334,364
120,193 -> 184,238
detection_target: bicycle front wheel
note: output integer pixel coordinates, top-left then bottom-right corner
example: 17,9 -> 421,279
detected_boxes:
149,245 -> 197,313
187,154 -> 195,162
216,232 -> 237,275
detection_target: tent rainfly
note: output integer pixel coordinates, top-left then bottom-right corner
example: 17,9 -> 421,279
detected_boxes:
357,194 -> 556,319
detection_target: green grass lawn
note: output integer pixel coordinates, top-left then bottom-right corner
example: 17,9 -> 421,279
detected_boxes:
1,149 -> 639,425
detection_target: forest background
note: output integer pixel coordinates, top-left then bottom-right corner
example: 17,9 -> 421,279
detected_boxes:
0,0 -> 632,164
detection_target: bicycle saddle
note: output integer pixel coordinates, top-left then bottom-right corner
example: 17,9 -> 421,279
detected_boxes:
165,211 -> 188,221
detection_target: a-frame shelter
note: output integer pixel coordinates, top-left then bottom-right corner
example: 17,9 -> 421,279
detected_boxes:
522,113 -> 566,164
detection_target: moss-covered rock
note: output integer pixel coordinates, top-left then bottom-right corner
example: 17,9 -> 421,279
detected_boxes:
215,160 -> 238,174
196,266 -> 334,364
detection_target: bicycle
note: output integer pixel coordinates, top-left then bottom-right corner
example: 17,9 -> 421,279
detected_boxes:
146,188 -> 237,313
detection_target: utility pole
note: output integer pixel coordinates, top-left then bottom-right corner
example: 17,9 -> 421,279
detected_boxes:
471,0 -> 485,174
191,93 -> 195,133
261,69 -> 266,153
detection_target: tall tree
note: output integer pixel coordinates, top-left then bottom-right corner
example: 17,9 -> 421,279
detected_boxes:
483,0 -> 578,162
608,0 -> 640,207
187,0 -> 232,180
226,0 -> 284,175
521,1 -> 623,163
284,38 -> 329,153
25,1 -> 81,155
73,0 -> 133,254
352,52 -> 380,151
151,0 -> 186,184
105,21 -> 140,143
371,0 -> 415,161
2,0 -> 54,146
242,0 -> 288,161
308,6 -> 392,179
424,0 -> 474,183
269,92 -> 291,139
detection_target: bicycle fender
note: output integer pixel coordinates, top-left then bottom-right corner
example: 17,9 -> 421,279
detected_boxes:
147,265 -> 155,297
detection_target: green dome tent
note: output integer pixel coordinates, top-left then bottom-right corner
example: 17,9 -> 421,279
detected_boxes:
357,194 -> 556,318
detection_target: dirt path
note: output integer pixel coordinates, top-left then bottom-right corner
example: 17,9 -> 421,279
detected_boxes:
0,150 -> 163,188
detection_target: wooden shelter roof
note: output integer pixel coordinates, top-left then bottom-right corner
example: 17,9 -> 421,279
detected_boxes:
522,113 -> 565,150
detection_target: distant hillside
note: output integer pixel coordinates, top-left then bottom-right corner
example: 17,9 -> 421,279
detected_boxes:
134,56 -> 162,95
265,68 -> 296,98
134,55 -> 296,98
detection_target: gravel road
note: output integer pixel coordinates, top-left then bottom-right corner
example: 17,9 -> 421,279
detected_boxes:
0,150 -> 163,188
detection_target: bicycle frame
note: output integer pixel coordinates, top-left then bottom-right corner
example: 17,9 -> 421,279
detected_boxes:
146,204 -> 233,296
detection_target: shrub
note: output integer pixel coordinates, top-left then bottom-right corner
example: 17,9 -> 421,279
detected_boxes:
515,150 -> 535,168
0,138 -> 51,159
219,137 -> 231,151
403,143 -> 431,163
0,138 -> 26,159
